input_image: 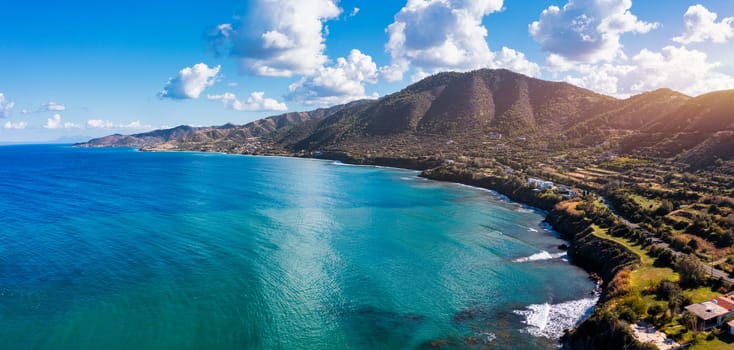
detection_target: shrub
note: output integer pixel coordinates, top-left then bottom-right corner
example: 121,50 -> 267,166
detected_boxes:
656,249 -> 676,268
676,254 -> 707,288
616,306 -> 638,323
656,280 -> 681,301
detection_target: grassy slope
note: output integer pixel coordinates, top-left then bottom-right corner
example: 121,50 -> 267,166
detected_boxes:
588,223 -> 734,348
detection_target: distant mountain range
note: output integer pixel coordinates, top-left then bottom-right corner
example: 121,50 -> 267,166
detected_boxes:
77,69 -> 734,170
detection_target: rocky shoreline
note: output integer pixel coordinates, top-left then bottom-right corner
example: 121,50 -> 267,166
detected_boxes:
300,153 -> 646,348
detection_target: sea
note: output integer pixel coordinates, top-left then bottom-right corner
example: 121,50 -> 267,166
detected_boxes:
0,145 -> 597,349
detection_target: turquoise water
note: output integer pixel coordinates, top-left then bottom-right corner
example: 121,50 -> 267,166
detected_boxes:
0,145 -> 595,349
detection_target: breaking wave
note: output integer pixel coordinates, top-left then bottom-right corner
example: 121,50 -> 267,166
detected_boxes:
512,251 -> 567,263
513,298 -> 598,339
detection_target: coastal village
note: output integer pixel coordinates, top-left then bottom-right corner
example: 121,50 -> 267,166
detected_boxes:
481,155 -> 734,350
518,168 -> 732,348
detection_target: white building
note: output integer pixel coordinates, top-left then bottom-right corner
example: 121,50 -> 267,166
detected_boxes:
528,178 -> 553,190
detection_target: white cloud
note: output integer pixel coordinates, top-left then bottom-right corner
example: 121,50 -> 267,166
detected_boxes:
495,47 -> 541,77
86,119 -> 153,130
44,114 -> 62,129
3,121 -> 27,129
0,93 -> 15,118
383,0 -> 539,81
530,0 -> 658,63
159,63 -> 221,99
208,91 -> 288,112
288,49 -> 379,106
674,4 -> 734,44
42,102 -> 66,112
123,121 -> 151,130
350,7 -> 360,17
559,45 -> 734,96
207,0 -> 341,77
44,114 -> 81,129
17,101 -> 66,115
86,119 -> 115,129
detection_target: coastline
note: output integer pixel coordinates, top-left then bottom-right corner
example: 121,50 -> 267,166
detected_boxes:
137,147 -> 615,346
290,152 -> 641,348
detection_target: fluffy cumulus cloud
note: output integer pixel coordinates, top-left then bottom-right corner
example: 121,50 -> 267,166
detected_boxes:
0,93 -> 15,118
562,46 -> 734,96
159,63 -> 221,99
623,46 -> 734,95
288,49 -> 379,106
44,114 -> 81,129
383,0 -> 539,81
530,0 -> 658,63
3,121 -> 27,129
86,119 -> 152,130
495,47 -> 541,78
207,0 -> 341,77
674,4 -> 734,44
208,91 -> 288,112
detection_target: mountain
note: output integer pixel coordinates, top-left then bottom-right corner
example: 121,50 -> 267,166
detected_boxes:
78,68 -> 733,170
148,99 -> 372,153
302,69 -> 616,138
272,69 -> 624,154
617,90 -> 734,161
76,125 -> 203,148
646,89 -> 734,133
564,89 -> 691,141
678,131 -> 734,170
78,100 -> 372,151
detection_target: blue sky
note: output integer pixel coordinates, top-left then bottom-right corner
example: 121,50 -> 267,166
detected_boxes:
1,0 -> 733,142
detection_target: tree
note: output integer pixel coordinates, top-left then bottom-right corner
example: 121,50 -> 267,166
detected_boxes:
656,249 -> 676,268
682,311 -> 698,332
676,254 -> 707,288
687,239 -> 699,252
657,199 -> 675,215
656,280 -> 681,301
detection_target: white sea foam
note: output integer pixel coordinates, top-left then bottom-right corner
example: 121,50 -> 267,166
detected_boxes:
477,332 -> 496,343
513,298 -> 598,339
513,251 -> 567,263
528,228 -> 539,232
331,161 -> 357,166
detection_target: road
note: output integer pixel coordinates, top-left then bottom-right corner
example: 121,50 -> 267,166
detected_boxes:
599,197 -> 734,284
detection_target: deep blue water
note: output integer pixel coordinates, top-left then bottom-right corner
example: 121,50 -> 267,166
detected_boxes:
0,145 -> 596,349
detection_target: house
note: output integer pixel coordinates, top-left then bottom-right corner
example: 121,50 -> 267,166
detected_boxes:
528,178 -> 554,190
728,319 -> 734,335
557,185 -> 580,198
686,293 -> 734,330
685,301 -> 729,330
557,187 -> 580,199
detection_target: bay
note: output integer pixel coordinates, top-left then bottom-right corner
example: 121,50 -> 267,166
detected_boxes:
0,145 -> 595,349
